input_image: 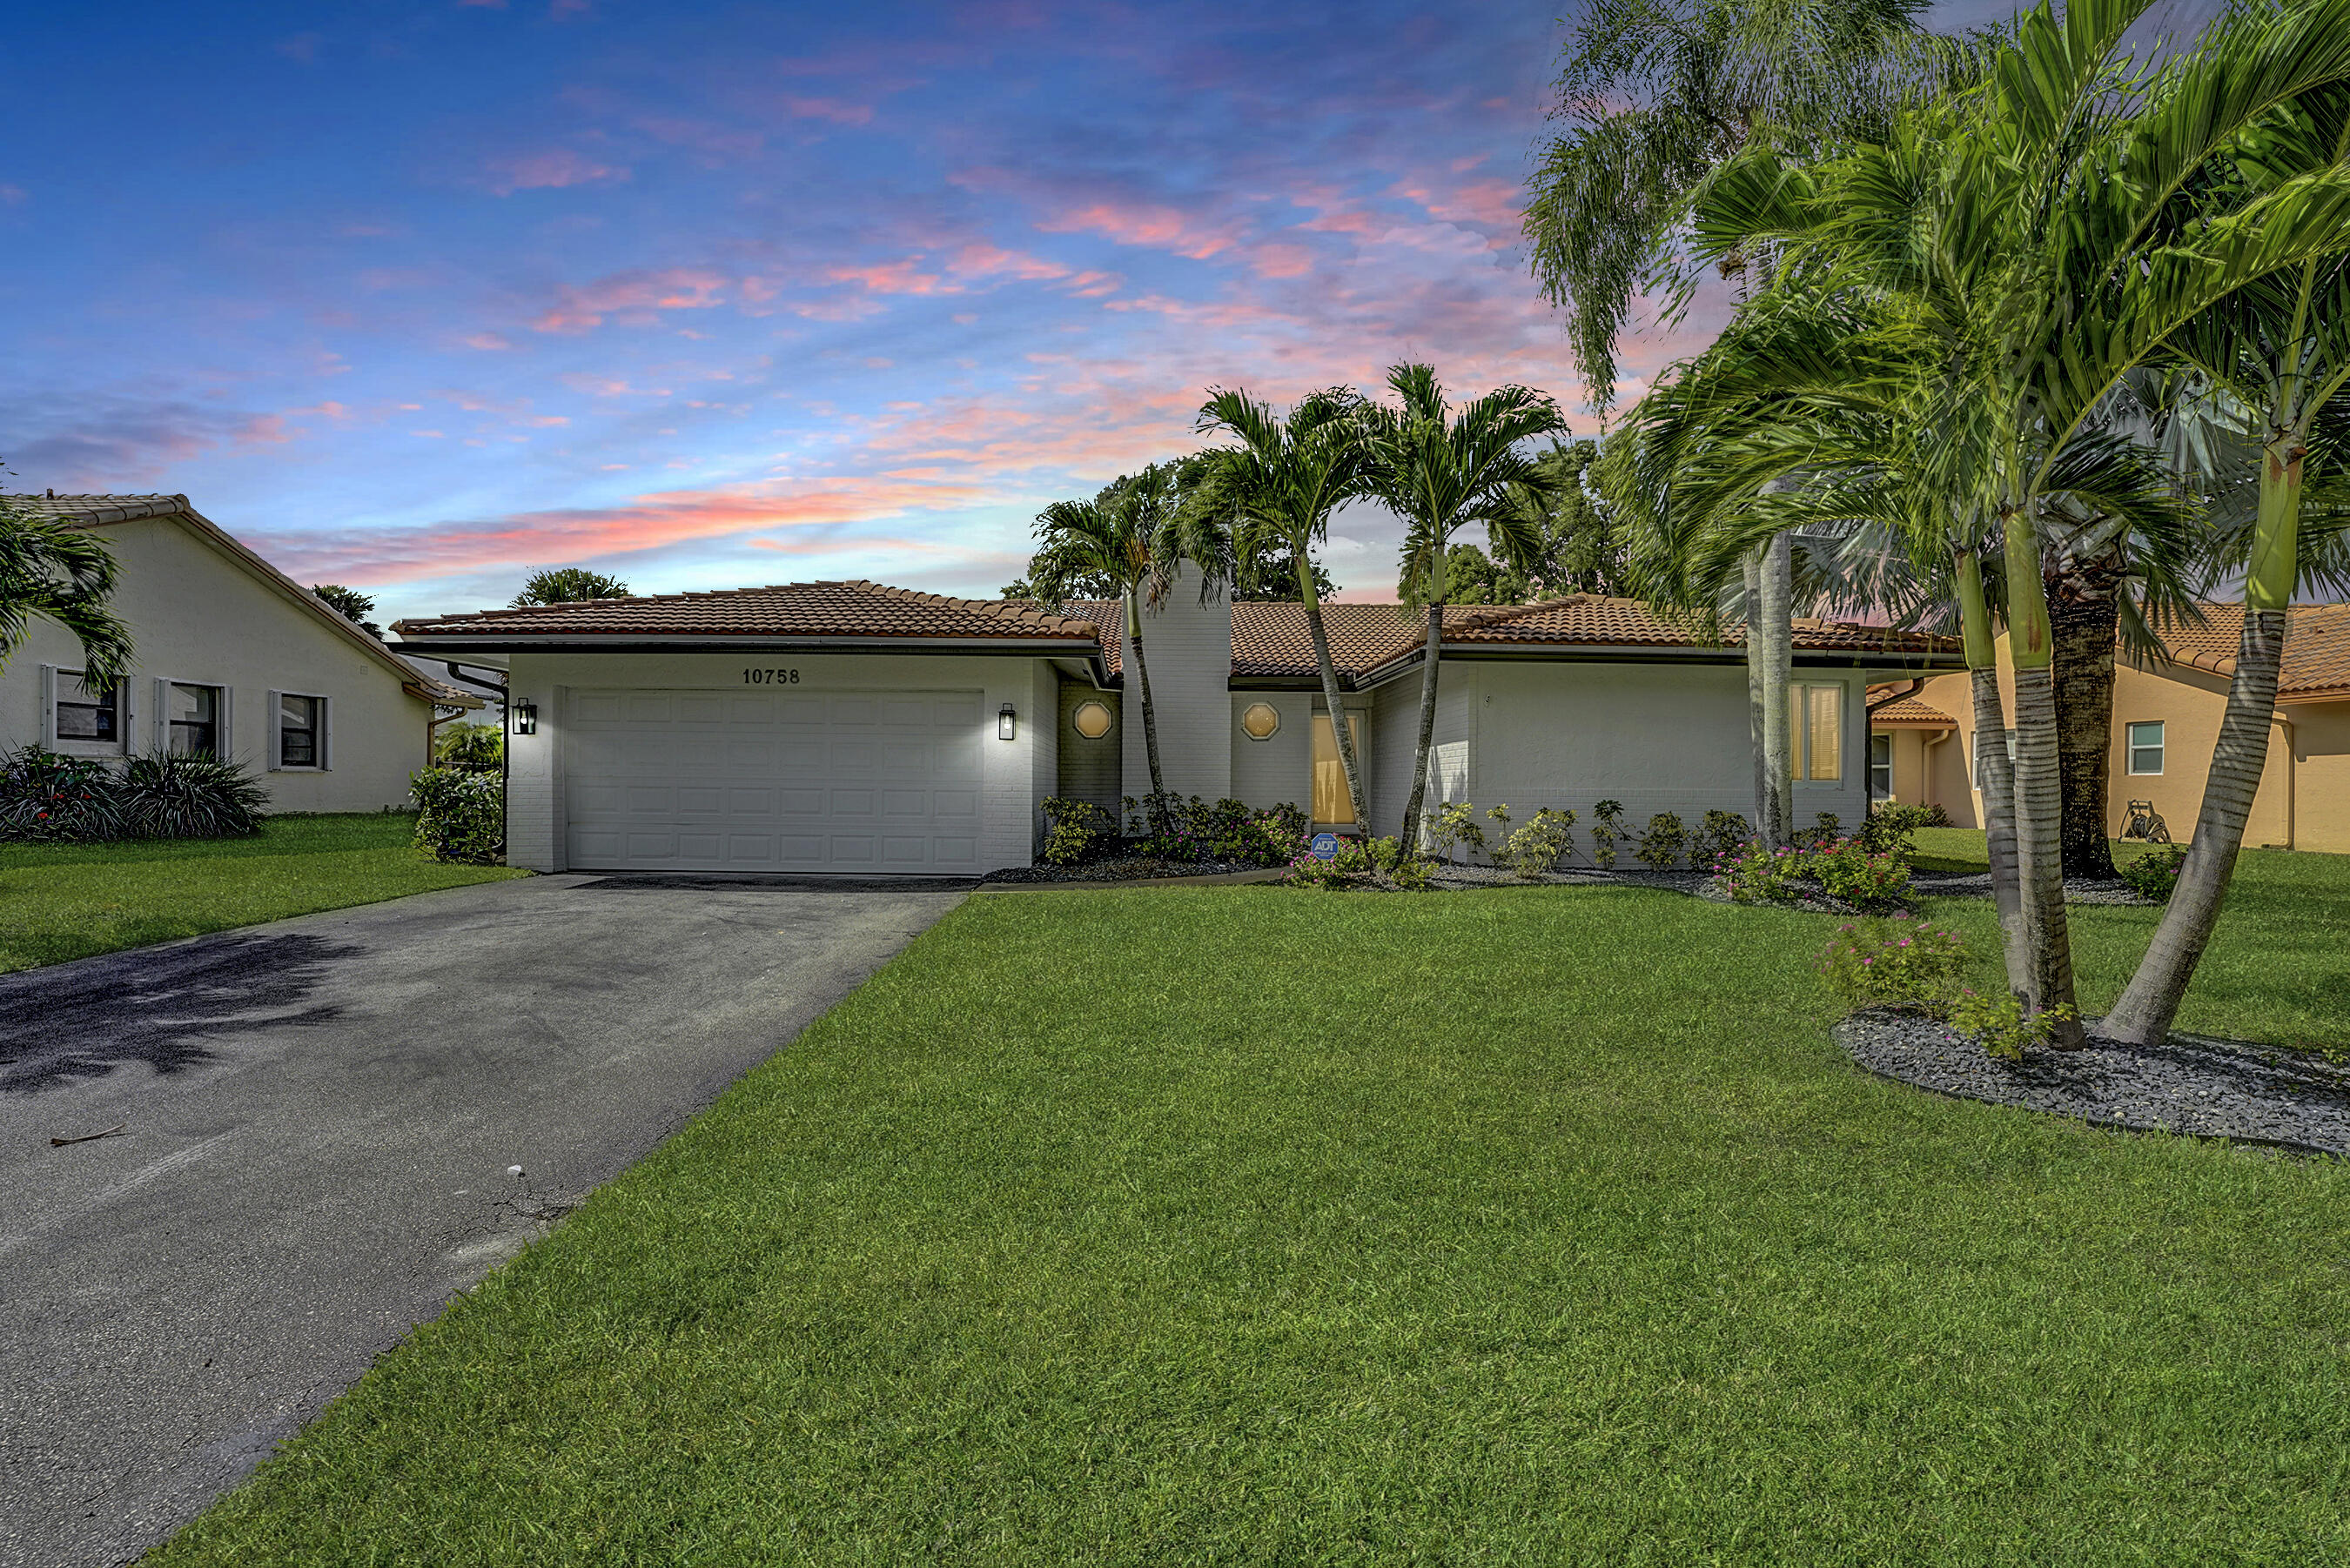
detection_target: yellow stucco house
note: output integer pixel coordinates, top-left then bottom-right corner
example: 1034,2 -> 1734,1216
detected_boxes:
1870,602 -> 2350,855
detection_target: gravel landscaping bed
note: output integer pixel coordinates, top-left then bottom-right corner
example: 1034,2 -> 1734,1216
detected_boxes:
1909,870 -> 2158,906
1837,1008 -> 2350,1156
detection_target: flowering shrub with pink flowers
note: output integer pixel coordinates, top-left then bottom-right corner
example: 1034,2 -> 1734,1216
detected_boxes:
1712,834 -> 1911,912
1816,915 -> 1970,1014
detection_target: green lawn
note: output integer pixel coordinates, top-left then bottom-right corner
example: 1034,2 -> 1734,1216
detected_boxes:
0,814 -> 526,973
1907,828 -> 2349,1052
154,854 -> 2350,1565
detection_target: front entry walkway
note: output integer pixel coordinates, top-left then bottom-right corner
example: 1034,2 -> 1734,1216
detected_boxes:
0,874 -> 964,1568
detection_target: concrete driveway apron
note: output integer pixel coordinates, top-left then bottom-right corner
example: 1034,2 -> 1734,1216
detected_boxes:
0,874 -> 965,1568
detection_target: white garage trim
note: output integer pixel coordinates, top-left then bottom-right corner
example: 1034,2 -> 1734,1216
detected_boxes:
561,687 -> 986,873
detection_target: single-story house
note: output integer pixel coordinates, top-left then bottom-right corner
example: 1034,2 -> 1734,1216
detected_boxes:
1870,600 -> 2350,854
392,570 -> 1961,875
3,493 -> 478,811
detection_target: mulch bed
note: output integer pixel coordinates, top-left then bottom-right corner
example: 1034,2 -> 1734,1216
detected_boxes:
1837,1008 -> 2350,1156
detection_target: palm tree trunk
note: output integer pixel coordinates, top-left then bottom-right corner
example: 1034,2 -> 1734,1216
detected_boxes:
1127,587 -> 1170,836
1400,599 -> 1443,851
1757,531 -> 1794,846
2002,511 -> 2085,1047
1298,553 -> 1366,832
1399,543 -> 1446,851
1957,550 -> 2031,1001
2050,571 -> 2120,881
2102,427 -> 2303,1045
1743,549 -> 1767,835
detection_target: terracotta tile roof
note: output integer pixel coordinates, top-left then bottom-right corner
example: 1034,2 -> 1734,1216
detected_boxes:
393,580 -> 1104,643
1442,596 -> 1954,654
1870,694 -> 1957,726
3,492 -> 191,526
1230,601 -> 1424,678
2148,602 -> 2350,702
6,492 -> 480,708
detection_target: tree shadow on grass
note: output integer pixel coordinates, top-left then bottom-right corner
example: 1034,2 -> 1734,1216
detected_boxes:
0,932 -> 356,1094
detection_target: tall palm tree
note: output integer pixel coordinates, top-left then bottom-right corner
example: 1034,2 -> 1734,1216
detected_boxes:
1526,0 -> 1982,851
1195,387 -> 1373,829
1689,0 -> 2350,1042
1,497 -> 134,692
1359,365 -> 1566,852
1030,463 -> 1222,835
2103,72 -> 2350,1042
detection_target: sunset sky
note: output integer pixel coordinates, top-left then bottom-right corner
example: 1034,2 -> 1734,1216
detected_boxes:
10,0 -> 2038,626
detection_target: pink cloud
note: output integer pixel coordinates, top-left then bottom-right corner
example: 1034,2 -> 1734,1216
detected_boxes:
276,33 -> 322,63
1037,198 -> 1238,260
781,96 -> 875,125
0,184 -> 27,205
825,258 -> 948,295
487,150 -> 630,196
948,243 -> 1068,282
530,267 -> 729,333
464,332 -> 514,351
250,475 -> 995,585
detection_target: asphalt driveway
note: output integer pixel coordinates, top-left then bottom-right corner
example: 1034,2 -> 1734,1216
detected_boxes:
0,874 -> 967,1568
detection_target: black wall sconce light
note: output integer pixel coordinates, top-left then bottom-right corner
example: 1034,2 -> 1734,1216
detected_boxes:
514,699 -> 538,736
997,702 -> 1017,740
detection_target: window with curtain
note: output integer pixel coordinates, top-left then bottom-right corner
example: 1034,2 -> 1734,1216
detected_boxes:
53,672 -> 118,743
1787,683 -> 1843,781
167,683 -> 222,757
278,693 -> 324,767
1310,711 -> 1364,824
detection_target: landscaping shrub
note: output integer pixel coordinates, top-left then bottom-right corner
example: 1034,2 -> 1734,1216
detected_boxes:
0,746 -> 125,842
1796,811 -> 1843,849
1500,807 -> 1575,878
433,723 -> 504,772
1427,801 -> 1485,866
1921,801 -> 1953,828
1816,915 -> 1969,1015
117,752 -> 268,840
1857,801 -> 1936,861
1635,811 -> 1688,871
2118,842 -> 2190,901
1695,809 -> 1750,869
411,767 -> 504,864
1285,834 -> 1433,891
1951,988 -> 2079,1062
1716,838 -> 1803,903
1806,838 -> 1913,908
1040,796 -> 1115,865
1588,799 -> 1627,868
1117,794 -> 1306,867
1714,835 -> 1910,912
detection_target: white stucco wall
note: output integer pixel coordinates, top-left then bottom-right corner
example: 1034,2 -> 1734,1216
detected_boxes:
1120,564 -> 1233,803
500,650 -> 1059,874
0,515 -> 434,813
1229,693 -> 1312,814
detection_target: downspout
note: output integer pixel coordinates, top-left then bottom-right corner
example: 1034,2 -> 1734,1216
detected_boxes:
1921,725 -> 1955,814
2272,712 -> 2296,850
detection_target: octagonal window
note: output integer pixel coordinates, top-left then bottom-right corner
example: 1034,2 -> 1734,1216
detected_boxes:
1240,701 -> 1281,740
1071,700 -> 1113,740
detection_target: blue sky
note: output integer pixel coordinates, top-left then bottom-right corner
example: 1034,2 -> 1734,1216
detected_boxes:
6,0 -> 2070,626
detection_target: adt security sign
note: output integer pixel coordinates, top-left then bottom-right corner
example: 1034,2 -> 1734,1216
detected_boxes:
1309,832 -> 1342,861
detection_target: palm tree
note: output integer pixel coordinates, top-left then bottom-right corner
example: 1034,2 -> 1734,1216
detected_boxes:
1030,463 -> 1223,835
1358,365 -> 1567,852
1194,387 -> 1374,828
1,497 -> 134,692
1688,0 -> 2350,1042
2103,75 -> 2350,1043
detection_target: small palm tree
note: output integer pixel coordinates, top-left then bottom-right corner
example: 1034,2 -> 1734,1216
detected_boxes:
1195,386 -> 1373,828
1031,464 -> 1225,834
1358,365 -> 1567,851
0,497 -> 133,691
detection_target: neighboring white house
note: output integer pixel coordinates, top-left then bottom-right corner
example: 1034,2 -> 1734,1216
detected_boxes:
3,493 -> 477,812
392,570 -> 1963,876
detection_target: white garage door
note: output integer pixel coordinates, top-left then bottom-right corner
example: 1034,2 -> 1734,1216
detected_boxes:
564,689 -> 984,873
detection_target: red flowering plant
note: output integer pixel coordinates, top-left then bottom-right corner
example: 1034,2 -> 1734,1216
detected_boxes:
1816,915 -> 1970,1015
1713,834 -> 1910,912
0,746 -> 126,842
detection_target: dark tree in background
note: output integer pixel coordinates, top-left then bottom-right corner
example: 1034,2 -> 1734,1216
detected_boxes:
312,584 -> 383,639
513,567 -> 630,606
